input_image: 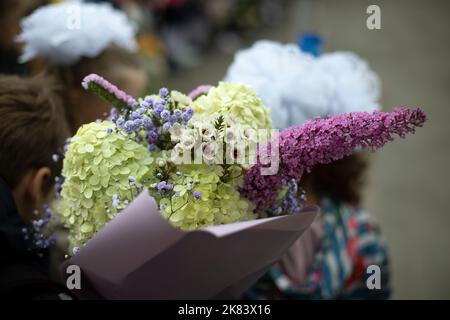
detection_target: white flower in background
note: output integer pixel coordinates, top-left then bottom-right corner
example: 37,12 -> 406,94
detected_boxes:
17,0 -> 137,66
225,40 -> 381,129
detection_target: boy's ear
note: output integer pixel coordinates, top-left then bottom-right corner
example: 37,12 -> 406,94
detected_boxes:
29,167 -> 51,206
12,167 -> 52,223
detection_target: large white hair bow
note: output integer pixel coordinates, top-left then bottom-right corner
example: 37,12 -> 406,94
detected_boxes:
225,40 -> 381,129
17,1 -> 137,66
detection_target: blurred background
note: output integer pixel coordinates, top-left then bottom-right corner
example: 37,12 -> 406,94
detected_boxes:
1,0 -> 449,299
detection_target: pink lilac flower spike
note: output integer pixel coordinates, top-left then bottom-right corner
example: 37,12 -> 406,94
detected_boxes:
241,107 -> 427,212
82,73 -> 136,110
188,85 -> 212,100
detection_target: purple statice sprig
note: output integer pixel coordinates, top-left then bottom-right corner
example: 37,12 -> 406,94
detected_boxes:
54,175 -> 64,196
241,107 -> 427,212
82,74 -> 136,111
112,90 -> 194,150
265,179 -> 307,217
22,204 -> 56,257
81,73 -> 195,150
53,139 -> 71,197
188,85 -> 212,101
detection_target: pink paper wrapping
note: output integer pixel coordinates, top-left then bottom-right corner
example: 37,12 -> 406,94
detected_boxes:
277,214 -> 324,285
62,191 -> 319,299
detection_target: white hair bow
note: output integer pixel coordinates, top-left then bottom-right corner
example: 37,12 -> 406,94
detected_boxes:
17,1 -> 137,66
225,40 -> 381,129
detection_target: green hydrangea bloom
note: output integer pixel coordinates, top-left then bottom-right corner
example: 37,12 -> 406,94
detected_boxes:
59,121 -> 154,250
158,164 -> 255,230
193,82 -> 272,130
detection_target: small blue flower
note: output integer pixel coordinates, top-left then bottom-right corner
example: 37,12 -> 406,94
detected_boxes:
123,120 -> 135,134
142,116 -> 154,130
169,114 -> 178,124
193,191 -> 202,199
153,101 -> 165,118
159,87 -> 169,98
110,107 -> 117,118
130,111 -> 140,120
181,107 -> 194,122
145,98 -> 154,108
48,235 -> 57,244
116,116 -> 125,128
162,122 -> 172,132
174,109 -> 182,117
181,112 -> 191,122
133,118 -> 143,128
157,181 -> 167,191
148,131 -> 158,141
127,98 -> 137,107
63,139 -> 71,152
160,110 -> 170,121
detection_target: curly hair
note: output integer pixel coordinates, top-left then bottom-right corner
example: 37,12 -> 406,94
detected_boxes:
300,153 -> 368,206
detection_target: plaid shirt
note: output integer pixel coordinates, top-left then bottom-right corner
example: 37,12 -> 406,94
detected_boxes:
245,198 -> 391,300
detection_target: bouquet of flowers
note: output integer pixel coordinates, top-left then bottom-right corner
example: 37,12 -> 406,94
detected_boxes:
57,74 -> 426,299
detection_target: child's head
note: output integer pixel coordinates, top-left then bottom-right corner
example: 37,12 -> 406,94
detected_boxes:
48,46 -> 148,133
0,74 -> 70,223
300,153 -> 368,206
17,1 -> 149,133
